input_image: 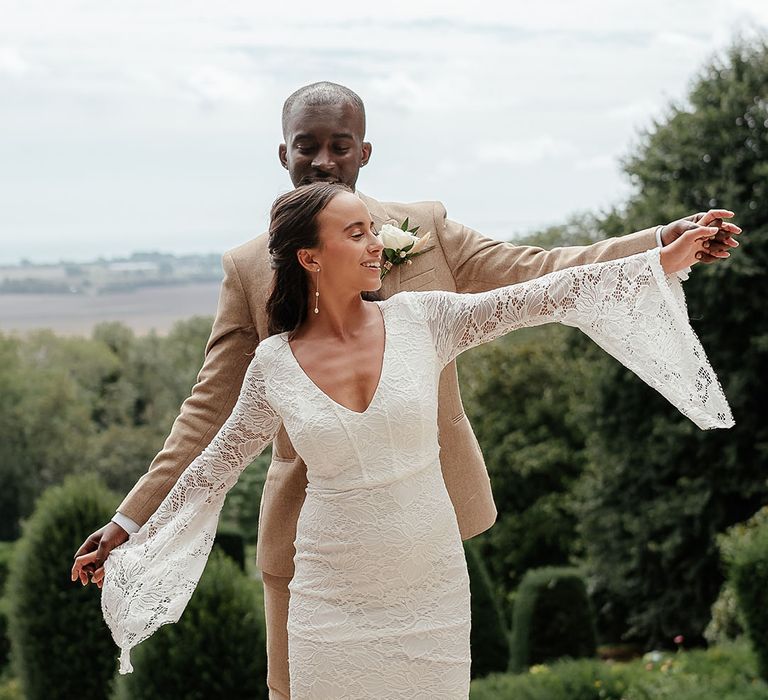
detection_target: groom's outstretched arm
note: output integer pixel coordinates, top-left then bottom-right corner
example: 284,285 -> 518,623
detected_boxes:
439,205 -> 738,295
437,206 -> 658,294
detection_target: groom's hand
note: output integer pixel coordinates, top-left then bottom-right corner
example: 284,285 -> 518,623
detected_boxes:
72,521 -> 129,585
659,209 -> 741,263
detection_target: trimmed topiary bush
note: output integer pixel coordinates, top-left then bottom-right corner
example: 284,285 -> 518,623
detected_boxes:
0,542 -> 14,596
213,526 -> 246,571
470,641 -> 768,700
510,567 -> 597,672
113,548 -> 267,700
721,507 -> 768,680
704,583 -> 745,645
0,598 -> 9,673
464,539 -> 510,678
6,474 -> 118,700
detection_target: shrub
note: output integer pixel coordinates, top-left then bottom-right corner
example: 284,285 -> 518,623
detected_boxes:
0,677 -> 23,700
6,474 -> 118,700
213,526 -> 246,571
0,599 -> 9,673
113,549 -> 267,700
704,583 -> 745,645
470,657 -> 633,700
0,543 -> 13,596
510,567 -> 596,672
721,507 -> 768,679
464,539 -> 510,678
470,641 -> 768,700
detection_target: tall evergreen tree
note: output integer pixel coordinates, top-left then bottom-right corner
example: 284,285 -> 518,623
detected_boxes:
579,38 -> 768,647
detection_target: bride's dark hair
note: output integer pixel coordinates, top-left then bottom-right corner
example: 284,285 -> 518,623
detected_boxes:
267,182 -> 379,337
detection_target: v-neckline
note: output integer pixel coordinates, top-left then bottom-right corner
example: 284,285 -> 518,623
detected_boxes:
284,301 -> 388,416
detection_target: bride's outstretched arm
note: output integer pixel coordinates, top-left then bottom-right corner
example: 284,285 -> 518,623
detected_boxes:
86,351 -> 281,674
415,227 -> 733,431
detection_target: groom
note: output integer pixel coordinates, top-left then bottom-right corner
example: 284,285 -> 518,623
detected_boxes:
75,82 -> 738,698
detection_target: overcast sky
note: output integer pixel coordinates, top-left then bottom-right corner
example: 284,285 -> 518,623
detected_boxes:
1,1 -> 766,264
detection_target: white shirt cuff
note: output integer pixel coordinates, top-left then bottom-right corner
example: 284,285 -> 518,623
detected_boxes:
112,511 -> 141,535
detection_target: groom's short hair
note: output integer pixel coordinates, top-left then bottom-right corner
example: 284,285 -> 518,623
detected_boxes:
281,82 -> 366,137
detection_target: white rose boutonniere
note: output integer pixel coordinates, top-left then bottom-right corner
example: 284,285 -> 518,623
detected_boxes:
378,218 -> 434,279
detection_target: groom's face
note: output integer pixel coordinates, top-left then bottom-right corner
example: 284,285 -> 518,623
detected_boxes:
279,102 -> 371,191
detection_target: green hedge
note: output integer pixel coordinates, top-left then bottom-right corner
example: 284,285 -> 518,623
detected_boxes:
510,567 -> 596,672
0,543 -> 13,596
464,539 -> 510,678
6,474 -> 118,700
213,526 -> 246,571
721,507 -> 768,680
113,549 -> 267,700
0,598 -> 9,673
0,542 -> 15,672
470,642 -> 768,700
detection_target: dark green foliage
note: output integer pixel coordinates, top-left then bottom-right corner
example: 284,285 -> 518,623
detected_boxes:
510,567 -> 596,672
464,539 -> 510,678
470,642 -> 768,700
721,507 -> 768,679
0,541 -> 13,671
220,451 -> 271,546
459,325 -> 594,600
0,543 -> 13,595
0,317 -> 212,540
0,598 -> 9,672
6,475 -> 119,700
113,549 -> 267,700
213,526 -> 246,570
579,38 -> 768,648
470,658 -> 633,700
704,583 -> 745,645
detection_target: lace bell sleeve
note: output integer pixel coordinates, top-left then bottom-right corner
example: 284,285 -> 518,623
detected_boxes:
100,351 -> 282,674
416,247 -> 733,431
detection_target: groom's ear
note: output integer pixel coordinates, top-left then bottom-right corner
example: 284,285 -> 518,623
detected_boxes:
278,143 -> 288,169
360,141 -> 372,167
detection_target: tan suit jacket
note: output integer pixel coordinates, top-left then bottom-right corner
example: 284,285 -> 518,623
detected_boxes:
118,193 -> 657,577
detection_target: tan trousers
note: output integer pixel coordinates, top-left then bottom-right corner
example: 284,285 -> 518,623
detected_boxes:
262,571 -> 292,700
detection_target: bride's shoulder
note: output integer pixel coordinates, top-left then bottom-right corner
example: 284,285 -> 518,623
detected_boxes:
382,290 -> 450,319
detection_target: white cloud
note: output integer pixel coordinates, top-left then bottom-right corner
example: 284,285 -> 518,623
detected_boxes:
0,46 -> 32,78
475,137 -> 578,165
182,65 -> 265,106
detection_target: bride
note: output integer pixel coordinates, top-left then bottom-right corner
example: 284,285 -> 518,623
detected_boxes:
73,181 -> 733,699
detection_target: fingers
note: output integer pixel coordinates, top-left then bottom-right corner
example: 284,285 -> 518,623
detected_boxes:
686,226 -> 719,242
71,550 -> 100,586
702,240 -> 733,256
697,209 -> 735,226
92,566 -> 106,588
73,533 -> 99,559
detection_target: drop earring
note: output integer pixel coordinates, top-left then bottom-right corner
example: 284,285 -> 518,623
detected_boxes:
314,267 -> 320,314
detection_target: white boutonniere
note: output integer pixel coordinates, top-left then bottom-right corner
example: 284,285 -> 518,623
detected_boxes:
378,218 -> 434,279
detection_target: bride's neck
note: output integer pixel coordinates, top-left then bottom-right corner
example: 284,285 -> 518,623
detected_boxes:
297,288 -> 371,341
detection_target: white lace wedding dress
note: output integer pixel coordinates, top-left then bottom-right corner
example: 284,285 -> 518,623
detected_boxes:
101,248 -> 733,699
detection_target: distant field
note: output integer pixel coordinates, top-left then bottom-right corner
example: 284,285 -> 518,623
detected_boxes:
0,282 -> 221,336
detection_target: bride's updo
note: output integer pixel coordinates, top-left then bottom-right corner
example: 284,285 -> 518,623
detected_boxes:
266,181 -> 351,336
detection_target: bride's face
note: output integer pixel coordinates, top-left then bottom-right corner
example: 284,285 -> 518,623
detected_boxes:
300,191 -> 383,295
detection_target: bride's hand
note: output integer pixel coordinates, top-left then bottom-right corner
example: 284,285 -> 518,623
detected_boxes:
660,225 -> 721,274
71,550 -> 100,586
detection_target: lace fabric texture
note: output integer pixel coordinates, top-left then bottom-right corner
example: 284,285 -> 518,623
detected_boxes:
101,361 -> 281,673
101,247 -> 732,697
